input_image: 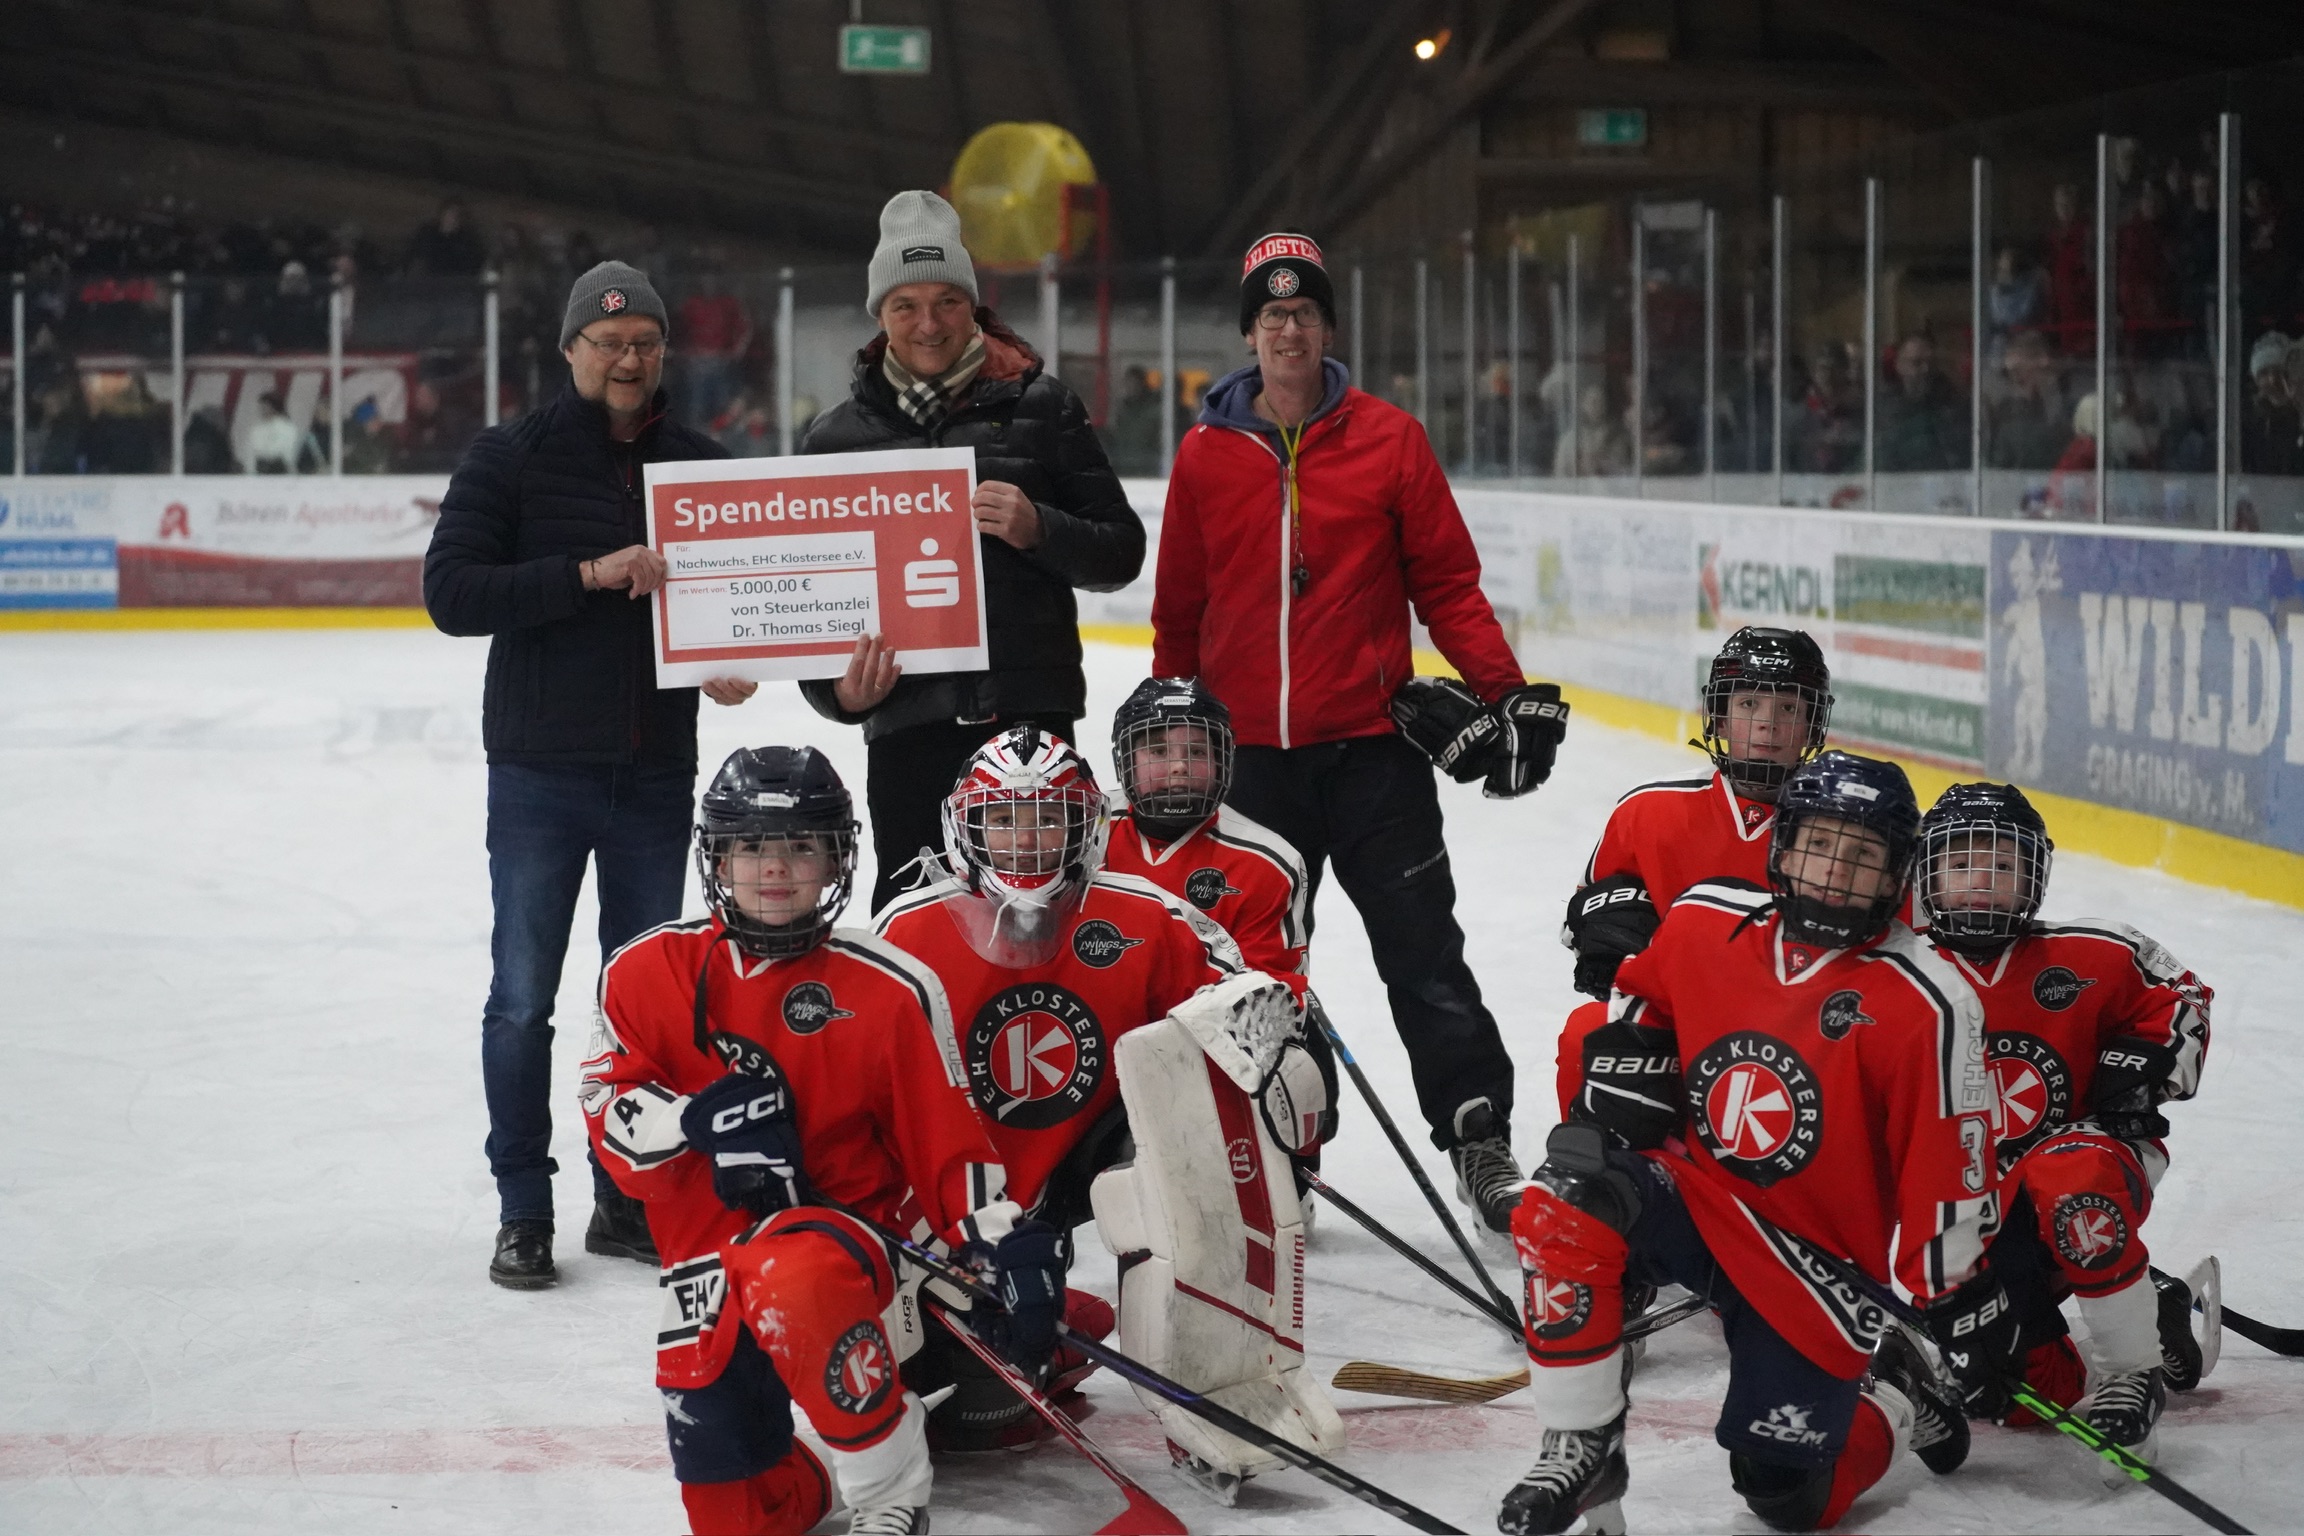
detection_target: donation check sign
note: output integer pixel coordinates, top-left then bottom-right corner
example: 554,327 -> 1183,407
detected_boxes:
643,448 -> 987,685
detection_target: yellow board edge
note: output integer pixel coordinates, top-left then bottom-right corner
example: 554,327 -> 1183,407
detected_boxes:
12,613 -> 2297,908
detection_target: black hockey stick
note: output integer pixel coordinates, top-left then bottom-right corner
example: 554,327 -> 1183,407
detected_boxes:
1307,993 -> 1519,1323
1300,1170 -> 1523,1341
840,1204 -> 1465,1535
2217,1305 -> 2304,1357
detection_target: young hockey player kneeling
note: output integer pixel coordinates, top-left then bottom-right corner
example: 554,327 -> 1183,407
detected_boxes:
581,747 -> 1051,1536
1915,783 -> 2211,1474
878,724 -> 1342,1500
1505,752 -> 2003,1534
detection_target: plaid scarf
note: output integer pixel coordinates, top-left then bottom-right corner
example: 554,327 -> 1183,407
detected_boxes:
881,331 -> 987,429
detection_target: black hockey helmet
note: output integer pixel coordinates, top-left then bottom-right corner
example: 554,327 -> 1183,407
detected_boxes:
1112,675 -> 1235,826
694,745 -> 859,959
1916,782 -> 2054,957
1699,626 -> 1834,799
1766,750 -> 1919,948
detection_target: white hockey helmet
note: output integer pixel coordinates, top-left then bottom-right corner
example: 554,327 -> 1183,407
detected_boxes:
940,724 -> 1111,965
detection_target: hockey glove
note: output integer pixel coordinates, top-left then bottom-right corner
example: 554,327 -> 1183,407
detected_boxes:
961,1219 -> 1067,1371
1921,1267 -> 2022,1422
1578,1017 -> 1683,1149
679,1073 -> 813,1219
2088,1035 -> 2177,1142
1390,676 -> 1505,784
1561,876 -> 1662,1000
1483,683 -> 1571,799
1260,1038 -> 1339,1157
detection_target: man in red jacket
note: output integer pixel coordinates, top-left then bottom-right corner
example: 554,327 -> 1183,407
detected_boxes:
1152,231 -> 1569,1234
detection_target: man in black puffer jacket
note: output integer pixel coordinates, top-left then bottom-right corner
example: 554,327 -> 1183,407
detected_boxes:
800,191 -> 1144,911
425,260 -> 759,1290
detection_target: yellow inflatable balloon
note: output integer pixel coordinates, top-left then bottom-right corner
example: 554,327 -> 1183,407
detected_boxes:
950,122 -> 1100,269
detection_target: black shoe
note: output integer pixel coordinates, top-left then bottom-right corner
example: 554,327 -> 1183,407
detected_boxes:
2153,1269 -> 2204,1392
1449,1098 -> 1525,1236
489,1219 -> 556,1289
1870,1322 -> 1969,1475
2080,1366 -> 2165,1485
583,1191 -> 658,1264
1498,1413 -> 1628,1534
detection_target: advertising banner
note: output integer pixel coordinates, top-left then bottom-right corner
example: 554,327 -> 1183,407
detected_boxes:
1987,528 -> 2304,855
643,449 -> 986,686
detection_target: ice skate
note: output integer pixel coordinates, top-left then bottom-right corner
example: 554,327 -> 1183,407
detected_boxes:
2079,1366 -> 2165,1486
1450,1098 -> 1526,1236
847,1506 -> 927,1534
1869,1322 -> 1968,1474
1168,1439 -> 1247,1505
2154,1266 -> 2205,1391
1498,1414 -> 1628,1535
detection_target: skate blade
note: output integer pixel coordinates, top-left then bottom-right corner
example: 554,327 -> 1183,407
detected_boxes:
1167,1441 -> 1246,1506
2186,1254 -> 2222,1382
1573,1497 -> 1626,1535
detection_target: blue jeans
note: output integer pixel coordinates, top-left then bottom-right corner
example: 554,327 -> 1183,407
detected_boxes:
482,759 -> 696,1222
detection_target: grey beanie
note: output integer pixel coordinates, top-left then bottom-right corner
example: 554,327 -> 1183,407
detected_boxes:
866,191 -> 979,318
561,261 -> 669,348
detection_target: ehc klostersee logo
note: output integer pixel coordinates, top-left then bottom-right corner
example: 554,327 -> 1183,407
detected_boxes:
965,984 -> 1106,1128
1184,867 -> 1240,911
1986,1030 -> 2072,1156
823,1321 -> 896,1415
781,981 -> 855,1036
1687,1032 -> 1824,1186
2051,1191 -> 2130,1270
1071,920 -> 1143,968
1527,1274 -> 1594,1341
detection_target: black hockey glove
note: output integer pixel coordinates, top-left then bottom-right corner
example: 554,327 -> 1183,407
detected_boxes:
961,1219 -> 1067,1371
1484,683 -> 1571,799
2088,1035 -> 2177,1141
1562,876 -> 1662,999
1921,1267 -> 2022,1422
1578,1017 -> 1683,1149
680,1073 -> 813,1219
1389,676 -> 1505,784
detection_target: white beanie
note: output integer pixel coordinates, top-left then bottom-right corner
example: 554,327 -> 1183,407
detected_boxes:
2249,331 -> 2293,377
866,191 -> 979,319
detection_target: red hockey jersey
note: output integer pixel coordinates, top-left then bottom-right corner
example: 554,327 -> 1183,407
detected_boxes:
876,872 -> 1233,1211
1583,770 -> 1776,896
1932,923 -> 2210,1168
1610,880 -> 1998,1377
1103,806 -> 1309,996
581,921 -> 1005,1387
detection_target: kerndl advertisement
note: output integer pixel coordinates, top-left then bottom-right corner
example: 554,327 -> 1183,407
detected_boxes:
1988,529 -> 2304,855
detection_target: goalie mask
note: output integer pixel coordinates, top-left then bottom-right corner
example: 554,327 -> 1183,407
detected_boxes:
1767,750 -> 1918,950
1916,781 -> 2053,958
1700,626 -> 1833,801
942,724 -> 1111,967
1112,675 -> 1235,831
695,745 -> 859,960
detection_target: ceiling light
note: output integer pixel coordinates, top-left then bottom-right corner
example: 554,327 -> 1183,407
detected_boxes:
1414,29 -> 1451,61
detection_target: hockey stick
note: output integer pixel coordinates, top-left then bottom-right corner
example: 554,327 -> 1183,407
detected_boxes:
1331,1291 -> 1713,1404
2217,1307 -> 2301,1357
1299,1170 -> 1523,1341
1307,994 -> 1519,1323
925,1300 -> 1187,1536
842,1204 -> 1465,1535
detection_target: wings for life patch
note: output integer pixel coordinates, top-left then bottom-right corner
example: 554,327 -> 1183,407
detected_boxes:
1687,1031 -> 1823,1187
2032,966 -> 2099,1011
1987,1030 -> 2072,1156
781,981 -> 855,1036
1817,989 -> 1876,1042
1527,1275 -> 1595,1341
966,983 -> 1106,1128
823,1320 -> 897,1415
1071,919 -> 1144,968
1184,867 -> 1240,911
2051,1192 -> 2130,1270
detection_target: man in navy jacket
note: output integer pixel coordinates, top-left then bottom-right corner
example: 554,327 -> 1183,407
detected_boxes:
425,260 -> 756,1289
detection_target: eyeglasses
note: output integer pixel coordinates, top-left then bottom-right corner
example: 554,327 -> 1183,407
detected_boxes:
1254,305 -> 1328,332
575,333 -> 666,360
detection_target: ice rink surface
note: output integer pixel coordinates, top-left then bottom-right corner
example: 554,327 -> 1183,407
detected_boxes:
3,626 -> 2300,1535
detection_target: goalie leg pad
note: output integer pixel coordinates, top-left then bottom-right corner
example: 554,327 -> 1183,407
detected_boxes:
1091,1017 -> 1344,1479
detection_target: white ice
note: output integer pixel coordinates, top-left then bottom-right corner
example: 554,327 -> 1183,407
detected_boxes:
2,628 -> 2298,1535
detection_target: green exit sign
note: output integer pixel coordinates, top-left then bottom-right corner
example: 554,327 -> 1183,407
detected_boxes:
840,24 -> 931,74
1576,107 -> 1648,148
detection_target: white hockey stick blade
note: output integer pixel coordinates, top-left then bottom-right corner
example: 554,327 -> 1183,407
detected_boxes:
2187,1254 -> 2223,1381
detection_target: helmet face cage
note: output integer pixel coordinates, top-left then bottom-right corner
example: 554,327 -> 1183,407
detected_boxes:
695,823 -> 859,960
941,726 -> 1112,912
1702,677 -> 1833,795
1767,809 -> 1912,949
1917,818 -> 2052,952
1114,712 -> 1234,823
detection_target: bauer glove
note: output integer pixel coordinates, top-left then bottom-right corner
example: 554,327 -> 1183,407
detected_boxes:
2088,1035 -> 2177,1142
1578,1017 -> 1683,1149
960,1219 -> 1067,1371
1484,683 -> 1571,798
1562,876 -> 1661,999
1922,1267 -> 2022,1422
1390,676 -> 1505,784
680,1072 -> 813,1219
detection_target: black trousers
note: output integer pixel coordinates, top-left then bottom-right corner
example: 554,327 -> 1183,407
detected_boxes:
1228,734 -> 1514,1149
863,714 -> 1077,915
